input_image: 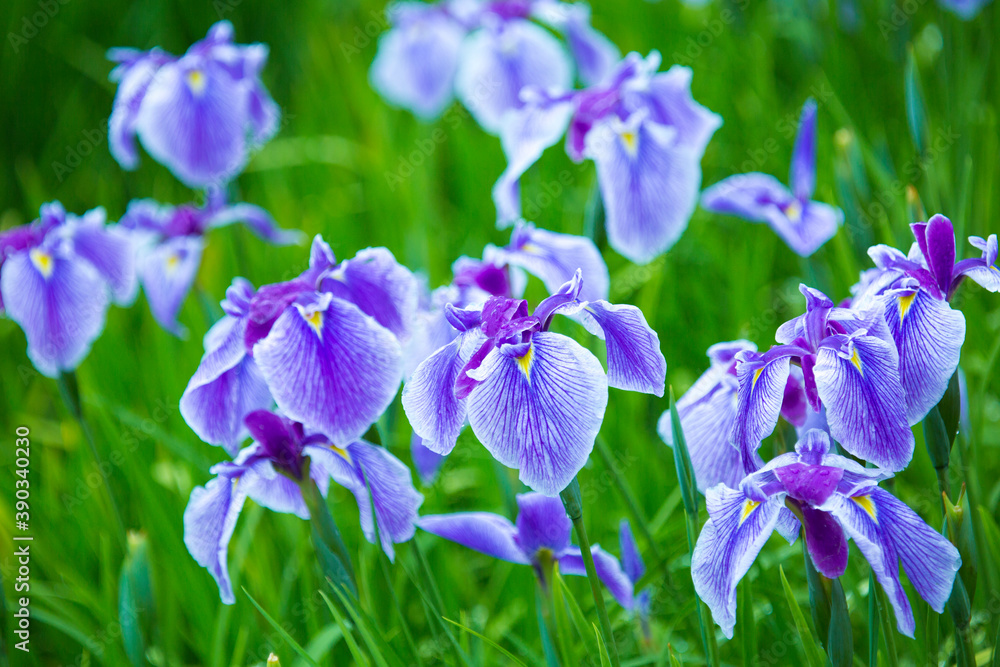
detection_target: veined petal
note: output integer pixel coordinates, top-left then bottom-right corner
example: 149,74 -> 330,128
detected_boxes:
814,334 -> 914,471
558,545 -> 635,609
700,173 -> 791,223
183,471 -> 247,605
624,64 -> 722,157
885,288 -> 966,425
416,512 -> 530,564
514,492 -> 572,555
502,222 -> 609,302
63,213 -> 138,305
585,113 -> 701,264
466,331 -> 608,495
578,300 -> 666,396
731,351 -> 792,474
789,99 -> 817,200
253,294 -> 403,445
139,235 -> 204,337
692,485 -> 783,639
108,51 -> 167,170
1,248 -> 110,377
239,457 -> 309,519
765,200 -> 842,258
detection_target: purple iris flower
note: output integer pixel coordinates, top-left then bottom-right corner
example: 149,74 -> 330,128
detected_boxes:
0,202 -> 136,377
659,340 -> 809,493
849,215 -> 999,425
120,192 -> 302,336
938,0 -> 992,18
418,492 -> 632,604
184,409 -> 422,604
179,235 -> 417,453
402,269 -> 664,495
692,429 -> 960,639
370,1 -> 618,134
492,51 -> 721,264
701,99 -> 842,257
618,520 -> 651,639
733,283 -> 913,474
108,21 -> 279,188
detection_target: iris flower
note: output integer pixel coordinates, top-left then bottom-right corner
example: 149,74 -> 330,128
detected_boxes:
120,192 -> 302,336
418,492 -> 632,605
733,283 -> 913,474
850,215 -> 998,425
370,0 -> 618,133
108,21 -> 279,188
618,519 -> 651,639
692,429 -> 960,639
402,269 -> 665,495
701,99 -> 843,257
492,51 -> 721,263
938,0 -> 992,18
658,340 -> 809,492
184,409 -> 422,604
0,202 -> 135,377
180,235 -> 417,454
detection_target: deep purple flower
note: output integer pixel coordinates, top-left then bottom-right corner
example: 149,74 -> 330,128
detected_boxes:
0,202 -> 136,377
184,409 -> 422,603
120,192 -> 302,336
108,21 -> 279,188
418,492 -> 632,604
701,99 -> 842,257
618,520 -> 651,638
659,340 -> 808,492
493,52 -> 721,264
179,235 -> 417,452
402,269 -> 664,494
733,284 -> 913,473
692,429 -> 960,639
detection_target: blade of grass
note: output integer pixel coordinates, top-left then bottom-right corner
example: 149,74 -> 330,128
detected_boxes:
778,566 -> 826,667
243,588 -> 320,667
442,617 -> 528,667
319,590 -> 370,667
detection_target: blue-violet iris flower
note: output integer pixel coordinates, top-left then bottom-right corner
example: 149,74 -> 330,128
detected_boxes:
619,519 -> 652,640
0,202 -> 136,377
701,99 -> 843,257
692,429 -> 960,638
402,269 -> 665,495
184,409 -> 422,604
107,21 -> 279,188
417,491 -> 632,605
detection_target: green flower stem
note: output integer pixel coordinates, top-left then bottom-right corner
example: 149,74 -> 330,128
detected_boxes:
57,371 -> 127,549
559,477 -> 620,667
298,466 -> 357,597
594,436 -> 664,564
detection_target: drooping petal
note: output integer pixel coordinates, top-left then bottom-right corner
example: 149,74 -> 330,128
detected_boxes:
416,512 -> 530,564
884,288 -> 966,425
585,112 -> 701,264
502,222 -> 609,302
139,235 -> 204,336
559,5 -> 620,86
1,247 -> 110,377
239,458 -> 309,518
465,331 -> 609,495
183,470 -> 247,604
204,203 -> 305,246
577,300 -> 666,396
731,351 -> 792,474
799,506 -> 848,578
558,545 -> 635,609
954,234 -> 1000,293
369,6 -> 466,120
253,293 -> 403,445
62,211 -> 138,306
789,99 -> 817,201
513,492 -> 572,555
618,519 -> 645,583
823,488 -> 961,637
692,485 -> 783,639
455,20 -> 573,135
108,50 -> 170,170
765,200 -> 842,258
700,173 -> 792,223
624,64 -> 722,157
813,333 -> 914,471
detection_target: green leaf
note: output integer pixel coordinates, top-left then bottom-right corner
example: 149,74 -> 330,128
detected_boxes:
905,46 -> 928,154
594,623 -> 612,667
827,578 -> 853,667
243,589 -> 321,667
119,532 -> 153,667
778,565 -> 826,667
442,617 -> 528,666
668,386 -> 698,517
319,590 -> 370,667
555,569 -> 600,665
738,574 -> 756,667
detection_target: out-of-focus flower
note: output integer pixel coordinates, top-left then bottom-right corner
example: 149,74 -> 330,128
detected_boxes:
618,519 -> 651,639
493,52 -> 721,263
184,409 -> 422,603
938,0 -> 993,18
418,492 -> 633,604
403,269 -> 664,494
0,202 -> 135,377
120,191 -> 302,336
107,21 -> 279,188
701,99 -> 843,257
179,236 -> 418,453
693,429 -> 960,639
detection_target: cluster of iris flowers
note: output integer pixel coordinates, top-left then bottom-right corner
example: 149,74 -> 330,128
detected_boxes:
3,4 -> 999,664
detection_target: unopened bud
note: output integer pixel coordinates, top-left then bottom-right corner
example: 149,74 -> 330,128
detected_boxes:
267,653 -> 281,667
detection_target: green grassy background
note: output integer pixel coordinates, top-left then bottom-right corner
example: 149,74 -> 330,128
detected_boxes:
1,0 -> 999,664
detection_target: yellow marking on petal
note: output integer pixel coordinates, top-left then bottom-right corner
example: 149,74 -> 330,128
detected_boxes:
305,309 -> 323,333
29,248 -> 53,278
620,130 -> 638,156
516,345 -> 534,379
897,292 -> 916,323
231,477 -> 239,493
851,494 -> 877,521
739,499 -> 760,525
752,367 -> 764,388
328,444 -> 352,464
165,253 -> 181,272
520,242 -> 539,254
849,348 -> 863,374
784,200 -> 803,223
186,69 -> 206,94
992,264 -> 999,273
